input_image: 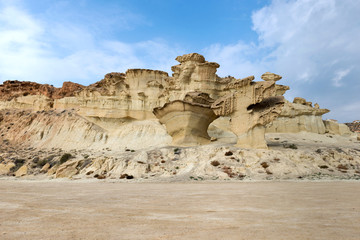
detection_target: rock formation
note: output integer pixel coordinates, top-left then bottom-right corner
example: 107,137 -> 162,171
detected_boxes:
165,53 -> 227,100
151,55 -> 288,148
54,69 -> 169,131
266,97 -> 330,134
211,73 -> 288,149
324,119 -> 353,136
153,92 -> 218,146
0,53 -> 353,150
0,80 -> 84,111
345,120 -> 360,133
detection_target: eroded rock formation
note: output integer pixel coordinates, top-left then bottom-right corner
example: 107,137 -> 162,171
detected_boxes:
211,73 -> 288,149
345,120 -> 360,133
0,80 -> 84,111
0,53 -> 352,150
54,69 -> 169,126
266,98 -> 330,134
324,119 -> 353,136
153,92 -> 218,146
151,55 -> 289,148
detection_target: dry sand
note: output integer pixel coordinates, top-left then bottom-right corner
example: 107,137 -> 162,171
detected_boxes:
0,180 -> 359,240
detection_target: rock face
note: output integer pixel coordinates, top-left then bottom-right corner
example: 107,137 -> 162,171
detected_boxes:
0,53 -> 351,150
54,69 -> 169,127
153,99 -> 218,146
211,74 -> 288,149
0,80 -> 84,111
346,120 -> 360,133
166,53 -> 226,100
324,119 -> 353,136
266,98 -> 330,134
0,109 -> 171,151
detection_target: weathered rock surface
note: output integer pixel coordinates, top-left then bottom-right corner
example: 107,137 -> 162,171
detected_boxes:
0,109 -> 171,151
0,80 -> 84,111
0,162 -> 15,175
0,80 -> 84,101
266,98 -> 330,134
212,74 -> 288,149
153,100 -> 218,146
0,133 -> 359,180
324,119 -> 353,136
346,120 -> 360,133
0,52 -> 356,159
15,165 -> 28,177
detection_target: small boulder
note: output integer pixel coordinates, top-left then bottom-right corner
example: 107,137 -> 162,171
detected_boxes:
40,163 -> 50,173
0,162 -> 15,175
15,165 -> 28,177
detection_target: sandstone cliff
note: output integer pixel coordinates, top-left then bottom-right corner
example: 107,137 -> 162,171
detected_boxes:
0,80 -> 84,111
0,53 -> 355,151
266,98 -> 330,134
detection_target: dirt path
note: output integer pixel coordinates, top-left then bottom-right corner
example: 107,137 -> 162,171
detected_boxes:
0,181 -> 359,240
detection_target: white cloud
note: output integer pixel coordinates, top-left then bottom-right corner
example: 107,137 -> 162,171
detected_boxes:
203,42 -> 265,78
0,0 -> 359,122
204,0 -> 360,122
0,3 -> 181,87
332,68 -> 351,87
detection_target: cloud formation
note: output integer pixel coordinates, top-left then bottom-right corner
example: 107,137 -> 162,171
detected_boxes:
204,0 -> 360,122
0,2 -> 181,87
0,0 -> 358,122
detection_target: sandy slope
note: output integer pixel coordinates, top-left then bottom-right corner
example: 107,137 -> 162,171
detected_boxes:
0,109 -> 360,181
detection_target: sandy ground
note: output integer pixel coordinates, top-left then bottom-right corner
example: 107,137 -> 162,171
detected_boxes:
0,180 -> 359,240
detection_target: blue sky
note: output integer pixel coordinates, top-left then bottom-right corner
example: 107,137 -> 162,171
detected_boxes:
0,0 -> 359,122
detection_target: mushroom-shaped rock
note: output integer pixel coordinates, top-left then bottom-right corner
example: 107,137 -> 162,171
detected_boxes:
153,100 -> 218,146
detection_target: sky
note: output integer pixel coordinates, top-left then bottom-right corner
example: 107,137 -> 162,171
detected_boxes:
0,0 -> 359,122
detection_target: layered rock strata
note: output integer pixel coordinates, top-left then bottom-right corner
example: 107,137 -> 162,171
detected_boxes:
211,73 -> 288,149
153,92 -> 218,146
0,80 -> 84,111
0,53 -> 352,150
266,97 -> 330,134
324,119 -> 353,136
